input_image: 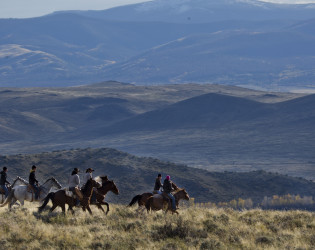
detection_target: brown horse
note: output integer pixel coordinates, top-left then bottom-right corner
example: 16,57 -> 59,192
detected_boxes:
128,183 -> 179,209
90,176 -> 119,214
145,189 -> 190,214
38,178 -> 101,214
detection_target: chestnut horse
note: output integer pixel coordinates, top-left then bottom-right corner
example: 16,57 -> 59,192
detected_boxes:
38,178 -> 101,214
145,189 -> 190,214
90,176 -> 119,214
128,183 -> 179,210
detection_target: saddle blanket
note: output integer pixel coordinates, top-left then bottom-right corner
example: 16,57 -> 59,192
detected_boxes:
63,188 -> 74,198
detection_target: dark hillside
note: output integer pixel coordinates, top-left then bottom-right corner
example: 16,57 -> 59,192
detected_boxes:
100,93 -> 267,133
1,148 -> 315,204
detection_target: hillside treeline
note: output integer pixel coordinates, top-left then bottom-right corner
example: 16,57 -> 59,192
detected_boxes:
192,194 -> 315,211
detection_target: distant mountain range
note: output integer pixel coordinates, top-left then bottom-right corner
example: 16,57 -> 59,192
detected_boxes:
0,83 -> 314,180
0,0 -> 315,90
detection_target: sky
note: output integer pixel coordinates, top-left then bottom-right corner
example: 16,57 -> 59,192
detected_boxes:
1,0 -> 315,19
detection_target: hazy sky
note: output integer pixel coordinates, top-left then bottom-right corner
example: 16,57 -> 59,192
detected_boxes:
1,0 -> 315,18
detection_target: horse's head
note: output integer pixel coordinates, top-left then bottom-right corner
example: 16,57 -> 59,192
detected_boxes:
50,177 -> 62,189
176,189 -> 190,201
107,180 -> 119,195
11,176 -> 28,187
41,177 -> 62,189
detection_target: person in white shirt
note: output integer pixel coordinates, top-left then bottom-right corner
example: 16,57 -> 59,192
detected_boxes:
68,168 -> 81,206
82,168 -> 94,189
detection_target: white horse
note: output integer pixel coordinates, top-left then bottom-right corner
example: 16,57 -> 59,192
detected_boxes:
0,176 -> 29,203
0,177 -> 62,210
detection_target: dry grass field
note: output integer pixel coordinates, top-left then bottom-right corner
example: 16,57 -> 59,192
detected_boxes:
0,203 -> 314,249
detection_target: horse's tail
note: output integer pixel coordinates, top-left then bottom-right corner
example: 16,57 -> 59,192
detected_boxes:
128,194 -> 142,207
145,196 -> 153,212
0,189 -> 15,207
38,192 -> 54,213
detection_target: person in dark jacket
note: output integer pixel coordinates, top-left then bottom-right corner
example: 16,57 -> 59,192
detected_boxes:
0,167 -> 10,197
153,174 -> 162,194
29,165 -> 39,200
163,175 -> 176,211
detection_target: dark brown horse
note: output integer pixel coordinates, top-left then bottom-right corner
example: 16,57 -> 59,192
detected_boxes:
90,176 -> 119,214
128,183 -> 179,210
145,189 -> 190,214
38,178 -> 101,215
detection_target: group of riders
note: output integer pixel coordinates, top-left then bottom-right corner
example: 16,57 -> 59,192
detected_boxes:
0,165 -> 95,202
1,166 -> 178,211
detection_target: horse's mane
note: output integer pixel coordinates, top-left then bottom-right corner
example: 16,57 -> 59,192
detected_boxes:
12,176 -> 28,186
42,177 -> 62,189
174,188 -> 186,194
81,178 -> 94,193
94,176 -> 101,183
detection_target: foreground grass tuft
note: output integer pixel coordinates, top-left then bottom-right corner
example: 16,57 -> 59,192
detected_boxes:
0,204 -> 314,249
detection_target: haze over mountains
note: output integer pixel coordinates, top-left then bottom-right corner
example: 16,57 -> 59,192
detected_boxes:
0,83 -> 314,180
0,0 -> 315,90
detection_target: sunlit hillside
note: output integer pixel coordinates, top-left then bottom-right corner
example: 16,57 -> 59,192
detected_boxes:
0,203 -> 314,249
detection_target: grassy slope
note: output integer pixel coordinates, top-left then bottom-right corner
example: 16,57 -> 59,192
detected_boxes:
0,204 -> 314,249
1,148 -> 315,204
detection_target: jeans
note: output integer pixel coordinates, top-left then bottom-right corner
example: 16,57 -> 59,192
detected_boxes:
167,193 -> 176,210
1,185 -> 9,198
154,190 -> 162,195
31,184 -> 39,199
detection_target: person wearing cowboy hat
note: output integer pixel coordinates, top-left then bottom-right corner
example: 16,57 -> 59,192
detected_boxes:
68,168 -> 81,206
82,168 -> 94,189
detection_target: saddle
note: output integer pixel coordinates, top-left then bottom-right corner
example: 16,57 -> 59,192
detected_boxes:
65,187 -> 83,200
64,187 -> 74,198
27,184 -> 35,193
161,192 -> 171,203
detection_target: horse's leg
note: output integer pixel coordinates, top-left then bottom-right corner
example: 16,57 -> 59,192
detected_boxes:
69,206 -> 75,215
100,201 -> 109,215
95,203 -> 105,213
9,197 -> 17,211
19,199 -> 24,207
50,203 -> 58,213
86,205 -> 93,215
61,204 -> 66,215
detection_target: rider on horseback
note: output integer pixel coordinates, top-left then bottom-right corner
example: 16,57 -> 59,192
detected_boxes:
68,168 -> 82,206
163,175 -> 176,212
153,174 -> 162,194
0,167 -> 10,198
82,168 -> 94,189
29,165 -> 39,200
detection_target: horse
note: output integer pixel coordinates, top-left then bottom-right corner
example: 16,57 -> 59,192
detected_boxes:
90,176 -> 119,214
0,177 -> 62,210
38,178 -> 101,215
145,189 -> 190,214
0,176 -> 29,203
128,183 -> 179,211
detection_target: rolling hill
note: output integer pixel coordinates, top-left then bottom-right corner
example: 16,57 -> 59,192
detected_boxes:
1,147 -> 315,204
0,83 -> 313,180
